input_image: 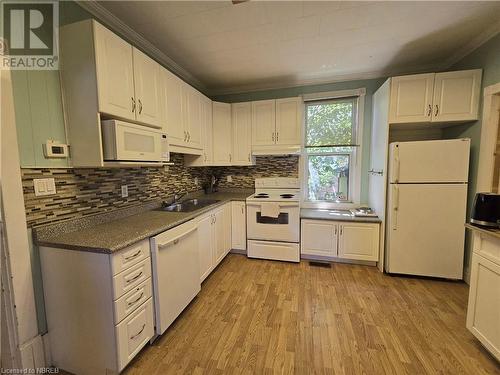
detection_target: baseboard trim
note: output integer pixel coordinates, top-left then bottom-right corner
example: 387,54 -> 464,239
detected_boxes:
230,249 -> 247,255
301,254 -> 377,267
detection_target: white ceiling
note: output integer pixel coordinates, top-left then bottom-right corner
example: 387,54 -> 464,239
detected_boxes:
95,1 -> 500,94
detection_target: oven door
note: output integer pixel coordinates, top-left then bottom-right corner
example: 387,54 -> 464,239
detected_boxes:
246,201 -> 299,242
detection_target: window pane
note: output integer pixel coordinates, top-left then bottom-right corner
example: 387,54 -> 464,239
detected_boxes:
307,155 -> 350,202
306,99 -> 355,147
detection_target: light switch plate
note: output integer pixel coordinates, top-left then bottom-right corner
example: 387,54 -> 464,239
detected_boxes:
34,178 -> 56,196
121,185 -> 128,198
227,175 -> 232,182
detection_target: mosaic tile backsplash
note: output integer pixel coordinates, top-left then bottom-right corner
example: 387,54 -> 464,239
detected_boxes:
22,154 -> 299,227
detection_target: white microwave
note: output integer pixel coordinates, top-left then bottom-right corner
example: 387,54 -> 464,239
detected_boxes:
101,120 -> 169,163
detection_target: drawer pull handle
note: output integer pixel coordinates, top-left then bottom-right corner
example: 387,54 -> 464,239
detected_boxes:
127,292 -> 144,307
126,271 -> 143,284
124,249 -> 141,261
130,324 -> 146,340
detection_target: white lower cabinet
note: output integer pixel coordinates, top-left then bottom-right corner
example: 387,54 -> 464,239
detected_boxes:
301,219 -> 380,262
466,231 -> 500,361
40,239 -> 154,375
197,202 -> 232,282
231,201 -> 246,251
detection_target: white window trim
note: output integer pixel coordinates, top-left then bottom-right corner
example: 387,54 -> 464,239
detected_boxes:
300,89 -> 365,209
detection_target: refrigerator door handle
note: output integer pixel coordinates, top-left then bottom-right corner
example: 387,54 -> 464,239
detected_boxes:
392,146 -> 400,183
392,185 -> 399,230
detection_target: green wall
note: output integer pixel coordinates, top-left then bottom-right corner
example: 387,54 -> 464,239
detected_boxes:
214,78 -> 387,204
443,33 -> 500,274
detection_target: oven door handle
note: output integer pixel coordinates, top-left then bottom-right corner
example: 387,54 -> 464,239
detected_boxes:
246,202 -> 299,208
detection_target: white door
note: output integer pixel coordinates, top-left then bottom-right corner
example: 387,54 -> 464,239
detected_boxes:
161,69 -> 185,146
186,87 -> 202,149
467,253 -> 500,361
231,202 -> 246,251
214,208 -> 226,265
94,23 -> 135,121
300,219 -> 337,257
252,100 -> 275,146
338,223 -> 379,261
201,96 -> 213,164
198,213 -> 214,282
388,73 -> 434,124
432,69 -> 482,123
132,48 -> 162,128
212,102 -> 232,165
389,139 -> 470,183
368,79 -> 390,271
275,97 -> 302,145
386,183 -> 467,278
232,102 -> 253,165
223,203 -> 232,256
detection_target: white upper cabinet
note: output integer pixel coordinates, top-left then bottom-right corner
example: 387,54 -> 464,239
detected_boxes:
275,97 -> 302,145
94,22 -> 135,121
388,70 -> 482,125
132,48 -> 162,128
232,102 -> 254,165
184,94 -> 213,166
212,102 -> 232,165
161,68 -> 185,145
432,70 -> 482,122
252,100 -> 276,146
186,86 -> 202,149
389,73 -> 434,124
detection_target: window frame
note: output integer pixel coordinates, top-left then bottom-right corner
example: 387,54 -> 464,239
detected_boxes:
300,88 -> 365,209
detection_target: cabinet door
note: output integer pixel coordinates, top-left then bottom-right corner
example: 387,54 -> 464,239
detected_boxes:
231,202 -> 246,251
203,96 -> 213,163
132,48 -> 162,128
212,102 -> 232,165
198,214 -> 215,282
432,69 -> 482,123
232,102 -> 253,165
161,69 -> 185,146
186,86 -> 202,149
214,208 -> 226,265
94,22 -> 135,121
300,220 -> 337,257
338,223 -> 379,261
388,73 -> 434,124
252,100 -> 275,146
467,252 -> 500,361
276,97 -> 302,145
223,203 -> 232,256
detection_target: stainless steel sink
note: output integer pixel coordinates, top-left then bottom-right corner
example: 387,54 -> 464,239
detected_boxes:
157,198 -> 220,213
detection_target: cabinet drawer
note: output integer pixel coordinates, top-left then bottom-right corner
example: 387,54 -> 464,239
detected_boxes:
474,232 -> 500,266
114,277 -> 152,324
116,298 -> 154,371
111,240 -> 150,276
113,257 -> 151,300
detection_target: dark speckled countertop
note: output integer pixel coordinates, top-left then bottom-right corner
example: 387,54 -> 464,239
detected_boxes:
34,191 -> 252,254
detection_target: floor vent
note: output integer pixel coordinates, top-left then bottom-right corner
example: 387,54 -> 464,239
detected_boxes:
309,261 -> 332,268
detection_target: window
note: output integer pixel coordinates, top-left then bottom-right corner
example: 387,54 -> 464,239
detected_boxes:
303,95 -> 362,204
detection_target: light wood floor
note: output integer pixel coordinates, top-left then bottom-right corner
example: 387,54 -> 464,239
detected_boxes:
124,254 -> 500,375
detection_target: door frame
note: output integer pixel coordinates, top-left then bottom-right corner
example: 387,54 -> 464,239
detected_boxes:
477,82 -> 500,192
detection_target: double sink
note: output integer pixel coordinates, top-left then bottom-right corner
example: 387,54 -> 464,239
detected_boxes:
156,198 -> 221,213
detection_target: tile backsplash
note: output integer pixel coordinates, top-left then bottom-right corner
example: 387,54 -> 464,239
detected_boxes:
22,154 -> 299,227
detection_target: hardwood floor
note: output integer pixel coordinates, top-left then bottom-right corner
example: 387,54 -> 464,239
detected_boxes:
124,254 -> 500,375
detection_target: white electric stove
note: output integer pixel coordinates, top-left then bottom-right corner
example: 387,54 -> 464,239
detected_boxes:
246,178 -> 301,262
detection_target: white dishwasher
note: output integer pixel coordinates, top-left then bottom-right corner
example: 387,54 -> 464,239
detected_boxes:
150,219 -> 200,335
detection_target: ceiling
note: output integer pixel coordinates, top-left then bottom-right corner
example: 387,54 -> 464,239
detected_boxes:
95,1 -> 500,94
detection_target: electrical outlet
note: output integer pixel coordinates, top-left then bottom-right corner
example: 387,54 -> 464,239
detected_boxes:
34,178 -> 56,196
194,177 -> 199,185
121,185 -> 128,198
227,175 -> 233,183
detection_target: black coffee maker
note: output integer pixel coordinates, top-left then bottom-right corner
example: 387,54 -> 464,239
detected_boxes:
471,193 -> 500,228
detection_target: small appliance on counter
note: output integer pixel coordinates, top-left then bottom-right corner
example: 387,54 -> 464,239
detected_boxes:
350,207 -> 377,217
471,192 -> 500,228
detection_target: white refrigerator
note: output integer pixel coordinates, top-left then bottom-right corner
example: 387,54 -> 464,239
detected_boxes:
385,138 -> 470,279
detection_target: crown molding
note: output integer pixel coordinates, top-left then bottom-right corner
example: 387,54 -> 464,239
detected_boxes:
76,0 -> 208,94
440,18 -> 500,70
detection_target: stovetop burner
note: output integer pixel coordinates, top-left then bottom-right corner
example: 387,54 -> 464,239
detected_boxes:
280,194 -> 295,199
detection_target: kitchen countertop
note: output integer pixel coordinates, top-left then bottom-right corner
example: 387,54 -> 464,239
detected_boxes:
465,223 -> 500,240
34,191 -> 252,254
300,208 -> 382,223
